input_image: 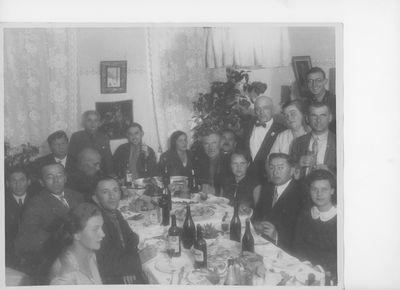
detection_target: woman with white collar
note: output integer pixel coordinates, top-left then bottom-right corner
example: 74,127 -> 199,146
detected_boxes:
292,169 -> 337,285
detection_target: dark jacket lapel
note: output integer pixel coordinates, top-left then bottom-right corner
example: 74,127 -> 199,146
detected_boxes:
254,120 -> 280,162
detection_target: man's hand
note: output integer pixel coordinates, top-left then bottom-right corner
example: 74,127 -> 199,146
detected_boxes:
299,155 -> 316,167
123,274 -> 136,284
254,221 -> 277,241
141,143 -> 149,157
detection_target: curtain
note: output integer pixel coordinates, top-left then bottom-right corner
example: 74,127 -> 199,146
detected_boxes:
205,26 -> 291,69
4,28 -> 78,150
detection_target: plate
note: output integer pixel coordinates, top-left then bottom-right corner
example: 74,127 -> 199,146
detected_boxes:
174,205 -> 215,221
154,258 -> 188,274
186,270 -> 212,285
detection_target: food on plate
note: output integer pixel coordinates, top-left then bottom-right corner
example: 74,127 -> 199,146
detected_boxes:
236,251 -> 267,280
133,177 -> 163,196
174,205 -> 214,221
130,195 -> 156,212
203,223 -> 220,239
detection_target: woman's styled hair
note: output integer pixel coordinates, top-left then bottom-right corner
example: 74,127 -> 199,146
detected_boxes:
169,130 -> 187,151
61,202 -> 102,248
230,149 -> 252,164
308,169 -> 337,205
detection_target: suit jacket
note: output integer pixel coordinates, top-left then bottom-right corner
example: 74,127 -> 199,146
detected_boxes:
252,179 -> 304,252
96,209 -> 146,284
290,131 -> 337,174
113,143 -> 158,179
14,188 -> 84,279
5,190 -> 35,268
66,169 -> 101,202
245,118 -> 286,182
68,130 -> 113,175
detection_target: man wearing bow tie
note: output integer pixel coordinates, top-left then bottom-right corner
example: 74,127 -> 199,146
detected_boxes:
15,163 -> 83,284
245,95 -> 285,182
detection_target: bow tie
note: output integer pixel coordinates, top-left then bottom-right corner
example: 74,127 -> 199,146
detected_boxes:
255,121 -> 266,128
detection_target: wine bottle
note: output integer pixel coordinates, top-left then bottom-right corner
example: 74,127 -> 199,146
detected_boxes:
189,169 -> 200,193
162,172 -> 172,211
168,214 -> 181,257
159,192 -> 170,226
224,258 -> 239,285
181,204 -> 196,249
230,196 -> 241,242
163,158 -> 170,186
193,224 -> 207,269
242,218 -> 254,253
125,165 -> 133,188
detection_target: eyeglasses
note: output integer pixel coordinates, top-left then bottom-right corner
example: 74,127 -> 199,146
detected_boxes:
307,78 -> 324,85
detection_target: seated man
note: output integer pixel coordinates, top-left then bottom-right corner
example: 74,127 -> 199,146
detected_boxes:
66,147 -> 102,201
113,122 -> 158,180
193,130 -> 230,196
221,128 -> 238,155
68,110 -> 114,175
305,67 -> 336,133
15,163 -> 83,284
245,95 -> 286,182
290,102 -> 336,177
5,167 -> 35,269
252,153 -> 304,252
92,177 -> 147,284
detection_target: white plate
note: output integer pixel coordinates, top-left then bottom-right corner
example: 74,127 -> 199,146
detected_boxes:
186,270 -> 212,285
154,258 -> 188,274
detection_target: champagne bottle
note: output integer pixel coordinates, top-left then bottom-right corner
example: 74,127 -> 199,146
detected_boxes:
230,196 -> 241,242
224,258 -> 238,285
125,164 -> 132,187
242,218 -> 254,253
193,224 -> 207,269
168,214 -> 181,257
181,204 -> 196,249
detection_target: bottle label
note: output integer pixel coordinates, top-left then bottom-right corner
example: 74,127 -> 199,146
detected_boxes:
194,248 -> 204,262
168,235 -> 180,252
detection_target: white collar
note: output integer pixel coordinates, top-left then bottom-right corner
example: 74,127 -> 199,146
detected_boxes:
311,205 -> 337,222
275,178 -> 292,198
254,118 -> 273,130
312,131 -> 329,141
51,191 -> 66,200
55,155 -> 67,162
13,193 -> 27,203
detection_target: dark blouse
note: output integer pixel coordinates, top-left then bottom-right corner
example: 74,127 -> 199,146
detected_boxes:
222,175 -> 260,209
158,149 -> 194,177
292,208 -> 337,279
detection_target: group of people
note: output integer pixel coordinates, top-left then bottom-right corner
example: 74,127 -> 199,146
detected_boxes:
5,66 -> 338,285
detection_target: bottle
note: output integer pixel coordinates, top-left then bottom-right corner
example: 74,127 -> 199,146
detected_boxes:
181,204 -> 196,249
230,196 -> 241,242
224,258 -> 239,285
189,169 -> 200,194
193,224 -> 207,269
159,192 -> 170,226
125,164 -> 133,187
168,215 -> 181,257
162,158 -> 170,186
242,218 -> 255,253
162,174 -> 172,211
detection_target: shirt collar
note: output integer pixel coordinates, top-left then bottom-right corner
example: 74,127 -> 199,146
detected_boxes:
275,178 -> 292,198
51,191 -> 65,200
312,131 -> 329,141
55,155 -> 67,162
254,118 -> 273,129
311,205 -> 337,222
13,193 -> 27,203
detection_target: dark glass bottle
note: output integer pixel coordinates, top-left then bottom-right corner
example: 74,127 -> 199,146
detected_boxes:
242,218 -> 254,253
193,224 -> 207,269
159,192 -> 170,226
168,214 -> 181,257
125,164 -> 132,187
162,158 -> 170,186
189,169 -> 200,193
230,196 -> 241,242
162,174 -> 172,211
181,204 -> 196,249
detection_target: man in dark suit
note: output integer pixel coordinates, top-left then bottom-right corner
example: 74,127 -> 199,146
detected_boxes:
15,163 -> 84,284
5,167 -> 35,269
193,131 -> 231,196
113,122 -> 158,180
93,177 -> 147,284
290,102 -> 336,177
245,96 -> 286,182
252,153 -> 304,252
66,147 -> 102,201
68,110 -> 114,175
305,67 -> 336,133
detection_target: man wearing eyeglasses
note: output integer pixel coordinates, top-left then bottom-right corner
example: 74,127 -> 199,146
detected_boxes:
306,67 -> 336,133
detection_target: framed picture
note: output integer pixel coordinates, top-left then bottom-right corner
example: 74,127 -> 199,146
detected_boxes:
96,100 -> 133,140
100,61 -> 127,94
292,56 -> 312,98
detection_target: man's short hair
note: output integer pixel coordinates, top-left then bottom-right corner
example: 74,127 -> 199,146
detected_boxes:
221,128 -> 237,139
47,130 -> 68,146
308,169 -> 336,189
82,110 -> 100,122
94,176 -> 120,195
127,122 -> 143,133
306,67 -> 326,80
308,101 -> 332,114
282,99 -> 307,116
40,162 -> 65,179
6,166 -> 30,180
201,129 -> 221,139
267,153 -> 295,166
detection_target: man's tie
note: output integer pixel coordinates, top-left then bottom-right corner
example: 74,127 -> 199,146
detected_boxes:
272,186 -> 279,207
311,137 -> 319,155
255,121 -> 266,128
18,198 -> 23,207
59,195 -> 69,208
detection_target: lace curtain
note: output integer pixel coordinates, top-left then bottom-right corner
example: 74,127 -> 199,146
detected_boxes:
205,27 -> 291,68
4,28 -> 78,150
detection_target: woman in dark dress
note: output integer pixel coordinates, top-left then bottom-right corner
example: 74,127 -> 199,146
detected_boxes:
292,169 -> 337,285
222,150 -> 261,210
158,131 -> 194,177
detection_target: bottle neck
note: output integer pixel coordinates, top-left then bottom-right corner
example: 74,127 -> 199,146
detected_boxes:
196,226 -> 202,240
171,215 -> 177,227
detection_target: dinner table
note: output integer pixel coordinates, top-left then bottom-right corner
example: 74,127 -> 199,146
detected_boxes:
119,179 -> 326,286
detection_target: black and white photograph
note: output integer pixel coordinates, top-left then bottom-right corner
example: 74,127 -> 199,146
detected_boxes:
3,24 -> 341,287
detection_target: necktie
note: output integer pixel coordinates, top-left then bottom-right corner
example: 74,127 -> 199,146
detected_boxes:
108,211 -> 126,249
272,186 -> 279,207
18,198 -> 23,207
311,137 -> 319,155
255,121 -> 266,128
59,195 -> 69,208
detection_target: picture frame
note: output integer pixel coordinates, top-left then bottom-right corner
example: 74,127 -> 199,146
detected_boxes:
100,61 -> 127,94
291,56 -> 312,98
